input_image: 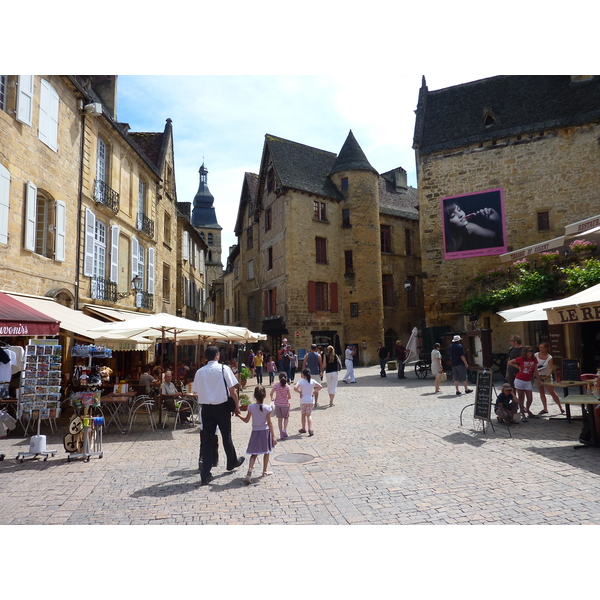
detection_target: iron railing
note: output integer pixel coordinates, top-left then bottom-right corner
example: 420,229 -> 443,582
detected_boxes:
136,291 -> 154,310
91,277 -> 117,302
137,212 -> 155,238
94,180 -> 120,214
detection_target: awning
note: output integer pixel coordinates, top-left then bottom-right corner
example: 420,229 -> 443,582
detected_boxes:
564,214 -> 600,236
3,292 -> 151,350
497,283 -> 600,324
83,304 -> 145,322
544,283 -> 600,325
499,236 -> 565,263
0,291 -> 60,336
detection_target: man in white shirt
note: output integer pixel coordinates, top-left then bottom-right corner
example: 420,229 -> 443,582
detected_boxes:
192,346 -> 244,485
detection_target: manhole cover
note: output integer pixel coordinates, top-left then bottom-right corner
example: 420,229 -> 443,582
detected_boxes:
274,453 -> 314,464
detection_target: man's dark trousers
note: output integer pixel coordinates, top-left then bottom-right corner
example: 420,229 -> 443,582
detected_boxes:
200,402 -> 239,482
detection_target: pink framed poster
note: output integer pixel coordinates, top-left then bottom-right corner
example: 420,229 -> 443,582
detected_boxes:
441,188 -> 507,260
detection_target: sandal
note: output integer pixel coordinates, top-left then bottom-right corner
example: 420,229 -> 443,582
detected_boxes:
262,471 -> 273,476
538,410 -> 548,415
560,409 -> 566,415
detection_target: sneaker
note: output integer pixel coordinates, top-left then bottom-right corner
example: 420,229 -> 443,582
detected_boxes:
308,430 -> 314,436
281,430 -> 288,439
465,389 -> 473,394
299,428 -> 306,433
456,391 -> 462,396
244,472 -> 252,485
521,416 -> 528,422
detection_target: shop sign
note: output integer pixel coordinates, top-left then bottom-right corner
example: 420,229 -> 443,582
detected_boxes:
0,324 -> 29,335
546,303 -> 600,325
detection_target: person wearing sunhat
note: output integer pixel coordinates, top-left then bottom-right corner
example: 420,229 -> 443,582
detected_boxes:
449,335 -> 473,396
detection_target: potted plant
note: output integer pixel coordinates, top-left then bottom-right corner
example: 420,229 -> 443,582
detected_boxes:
569,239 -> 597,258
238,394 -> 251,411
239,366 -> 252,387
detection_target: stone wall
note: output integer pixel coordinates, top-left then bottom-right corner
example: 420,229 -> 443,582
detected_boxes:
418,123 -> 600,351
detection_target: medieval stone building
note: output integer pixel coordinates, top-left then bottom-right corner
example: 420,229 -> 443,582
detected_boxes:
233,131 -> 423,365
413,75 -> 600,355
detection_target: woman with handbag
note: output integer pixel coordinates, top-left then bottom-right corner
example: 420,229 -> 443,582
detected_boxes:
535,342 -> 564,415
431,343 -> 444,393
324,345 -> 341,407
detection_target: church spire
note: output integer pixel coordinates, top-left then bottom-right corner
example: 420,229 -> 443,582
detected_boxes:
191,162 -> 221,228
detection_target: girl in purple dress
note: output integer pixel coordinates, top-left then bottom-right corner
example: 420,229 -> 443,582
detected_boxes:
236,385 -> 277,484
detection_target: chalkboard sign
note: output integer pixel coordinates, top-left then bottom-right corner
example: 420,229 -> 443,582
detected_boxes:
298,349 -> 307,363
474,369 -> 493,421
561,359 -> 580,382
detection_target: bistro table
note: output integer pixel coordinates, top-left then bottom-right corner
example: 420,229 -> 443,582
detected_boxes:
102,392 -> 136,434
557,394 -> 600,449
543,381 -> 592,421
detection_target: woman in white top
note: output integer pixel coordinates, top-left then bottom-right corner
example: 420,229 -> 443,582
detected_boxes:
535,342 -> 564,415
431,343 -> 444,393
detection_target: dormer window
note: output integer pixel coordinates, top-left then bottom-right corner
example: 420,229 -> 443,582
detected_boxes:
483,108 -> 497,127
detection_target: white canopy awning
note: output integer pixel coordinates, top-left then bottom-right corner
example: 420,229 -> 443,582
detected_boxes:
499,236 -> 565,263
498,283 -> 600,324
4,292 -> 152,349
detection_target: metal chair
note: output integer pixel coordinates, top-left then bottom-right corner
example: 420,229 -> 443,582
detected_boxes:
127,395 -> 156,432
162,397 -> 194,430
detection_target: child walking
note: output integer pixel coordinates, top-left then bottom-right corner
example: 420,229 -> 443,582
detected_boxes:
236,385 -> 277,484
293,368 -> 323,436
270,371 -> 292,439
267,358 -> 277,385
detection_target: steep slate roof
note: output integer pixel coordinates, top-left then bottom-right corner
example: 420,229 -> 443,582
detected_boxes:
378,177 -> 419,220
414,75 -> 600,154
329,130 -> 378,175
234,172 -> 259,234
265,134 -> 342,200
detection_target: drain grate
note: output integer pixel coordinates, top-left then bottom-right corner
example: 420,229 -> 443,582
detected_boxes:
274,453 -> 314,464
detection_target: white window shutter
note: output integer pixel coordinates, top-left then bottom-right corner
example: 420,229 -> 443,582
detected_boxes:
16,76 -> 34,126
110,225 -> 119,283
131,236 -> 139,281
54,200 -> 66,261
183,231 -> 189,260
0,164 -> 10,245
83,208 -> 95,276
147,247 -> 155,295
39,79 -> 59,152
24,180 -> 37,251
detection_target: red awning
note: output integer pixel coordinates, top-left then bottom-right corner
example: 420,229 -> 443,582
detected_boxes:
0,291 -> 60,336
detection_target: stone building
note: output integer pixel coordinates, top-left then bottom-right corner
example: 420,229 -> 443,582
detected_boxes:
233,131 -> 423,365
413,75 -> 600,354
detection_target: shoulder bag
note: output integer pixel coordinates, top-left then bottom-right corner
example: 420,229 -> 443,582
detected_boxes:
222,365 -> 236,412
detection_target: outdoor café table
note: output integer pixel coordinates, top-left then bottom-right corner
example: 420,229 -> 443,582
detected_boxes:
557,394 -> 600,449
543,380 -> 590,421
103,392 -> 136,434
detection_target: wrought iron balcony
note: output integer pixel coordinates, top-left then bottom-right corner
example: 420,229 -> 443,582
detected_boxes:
91,277 -> 117,302
94,180 -> 120,214
137,212 -> 155,238
135,291 -> 154,310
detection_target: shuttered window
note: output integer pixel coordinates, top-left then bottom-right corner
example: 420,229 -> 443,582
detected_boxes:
0,164 -> 10,245
38,79 -> 59,152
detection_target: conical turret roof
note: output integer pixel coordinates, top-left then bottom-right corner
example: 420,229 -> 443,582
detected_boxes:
329,130 -> 378,176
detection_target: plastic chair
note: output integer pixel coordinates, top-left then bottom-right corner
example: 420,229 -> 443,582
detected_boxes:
580,374 -> 597,380
127,395 -> 156,432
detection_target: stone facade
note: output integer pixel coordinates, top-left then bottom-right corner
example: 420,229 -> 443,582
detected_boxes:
413,75 -> 600,353
234,132 -> 423,365
0,76 -> 82,302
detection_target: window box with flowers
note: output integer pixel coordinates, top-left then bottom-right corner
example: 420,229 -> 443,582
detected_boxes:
569,239 -> 597,258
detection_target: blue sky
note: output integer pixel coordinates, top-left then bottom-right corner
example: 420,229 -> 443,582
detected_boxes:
116,73 -> 497,254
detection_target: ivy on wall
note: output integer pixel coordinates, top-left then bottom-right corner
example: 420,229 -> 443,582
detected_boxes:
460,257 -> 600,315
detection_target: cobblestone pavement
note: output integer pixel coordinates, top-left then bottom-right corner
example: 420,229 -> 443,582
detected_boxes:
1,365 -> 600,525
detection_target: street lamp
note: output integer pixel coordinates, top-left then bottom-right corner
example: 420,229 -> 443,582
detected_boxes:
116,275 -> 143,299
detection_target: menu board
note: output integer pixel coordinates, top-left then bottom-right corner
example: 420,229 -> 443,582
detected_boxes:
474,369 -> 493,421
561,359 -> 580,382
19,341 -> 62,421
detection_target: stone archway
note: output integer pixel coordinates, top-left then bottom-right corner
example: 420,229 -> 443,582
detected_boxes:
45,288 -> 75,308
